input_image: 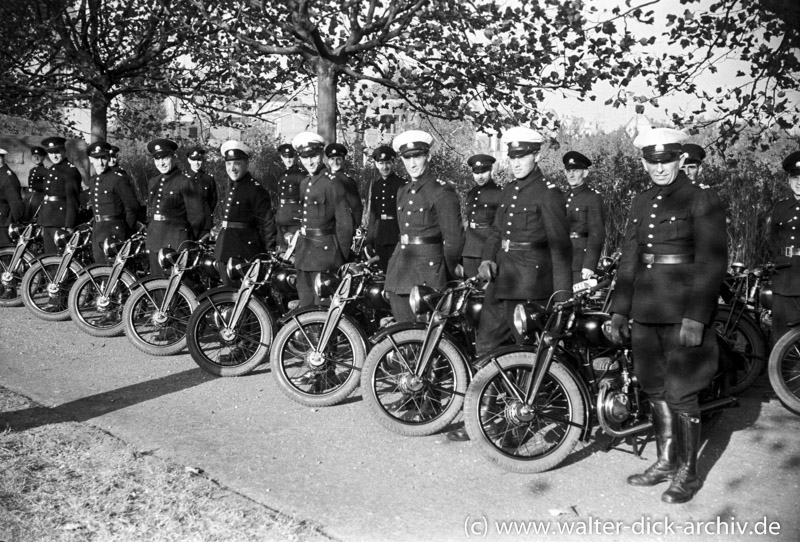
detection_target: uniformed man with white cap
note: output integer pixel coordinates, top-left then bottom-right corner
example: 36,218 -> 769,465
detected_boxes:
681,143 -> 706,184
365,145 -> 404,272
562,150 -> 605,284
609,127 -> 727,505
24,146 -> 48,223
292,132 -> 354,307
384,130 -> 464,322
214,140 -> 276,285
186,146 -> 218,238
770,150 -> 800,344
0,148 -> 24,248
326,143 -> 363,228
461,154 -> 501,278
39,136 -> 83,254
145,138 -> 205,275
269,143 -> 305,250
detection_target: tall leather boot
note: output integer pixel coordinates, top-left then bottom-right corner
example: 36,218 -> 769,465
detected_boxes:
662,412 -> 702,504
627,400 -> 677,486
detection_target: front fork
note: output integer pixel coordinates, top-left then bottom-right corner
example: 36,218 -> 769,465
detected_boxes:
157,252 -> 188,313
48,244 -> 78,295
1,239 -> 33,286
212,260 -> 263,335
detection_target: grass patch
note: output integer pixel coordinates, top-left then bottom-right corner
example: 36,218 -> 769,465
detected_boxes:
0,387 -> 331,542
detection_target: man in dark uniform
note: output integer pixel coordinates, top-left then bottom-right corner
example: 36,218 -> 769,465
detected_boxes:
609,128 -> 727,505
461,153 -> 501,278
385,130 -> 464,322
365,145 -> 404,272
0,148 -> 25,247
681,143 -> 706,184
24,147 -> 48,224
325,143 -> 363,229
214,140 -> 276,285
186,146 -> 218,238
86,141 -> 140,265
292,132 -> 354,307
271,143 -> 305,250
770,150 -> 800,345
39,137 -> 83,255
145,138 -> 205,276
563,150 -> 605,284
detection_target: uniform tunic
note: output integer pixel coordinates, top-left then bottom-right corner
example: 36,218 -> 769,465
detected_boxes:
334,171 -> 363,228
0,165 -> 24,246
609,172 -> 727,412
770,197 -> 800,342
566,183 -> 605,283
90,168 -> 140,264
24,164 -> 47,223
271,165 -> 305,248
365,172 -> 405,272
462,180 -> 502,278
188,168 -> 218,237
39,160 -> 83,254
146,167 -> 204,275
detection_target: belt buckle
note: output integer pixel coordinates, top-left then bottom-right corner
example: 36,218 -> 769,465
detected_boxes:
642,253 -> 654,264
501,239 -> 510,252
300,226 -> 307,235
381,214 -> 390,220
400,234 -> 409,244
469,221 -> 477,229
786,246 -> 794,257
154,213 -> 163,221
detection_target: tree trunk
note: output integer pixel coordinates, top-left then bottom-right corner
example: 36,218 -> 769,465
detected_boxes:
316,58 -> 338,143
90,88 -> 108,142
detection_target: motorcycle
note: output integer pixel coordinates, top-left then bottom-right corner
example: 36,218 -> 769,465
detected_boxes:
185,250 -> 297,377
359,274 -> 486,436
122,237 -> 220,356
270,253 -> 391,407
0,223 -> 44,307
767,326 -> 800,415
67,230 -> 149,337
20,222 -> 93,321
461,279 -> 738,474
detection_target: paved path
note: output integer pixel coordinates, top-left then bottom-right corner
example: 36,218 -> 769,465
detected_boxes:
1,307 -> 799,541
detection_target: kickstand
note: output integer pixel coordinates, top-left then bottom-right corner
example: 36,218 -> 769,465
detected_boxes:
602,432 -> 650,458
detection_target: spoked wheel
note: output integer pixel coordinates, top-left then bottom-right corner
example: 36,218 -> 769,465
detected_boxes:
768,328 -> 800,415
186,293 -> 274,377
0,247 -> 34,308
360,329 -> 468,436
123,280 -> 198,356
714,307 -> 767,394
68,268 -> 136,337
463,353 -> 585,473
270,311 -> 366,407
21,256 -> 82,321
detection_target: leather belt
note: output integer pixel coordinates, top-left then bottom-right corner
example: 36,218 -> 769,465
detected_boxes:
570,232 -> 588,238
152,213 -> 184,222
44,195 -> 65,202
784,246 -> 800,257
95,214 -> 123,222
469,221 -> 492,229
301,226 -> 335,237
379,214 -> 396,220
221,220 -> 251,229
25,188 -> 44,193
399,234 -> 442,245
501,239 -> 546,252
639,253 -> 694,264
280,198 -> 300,204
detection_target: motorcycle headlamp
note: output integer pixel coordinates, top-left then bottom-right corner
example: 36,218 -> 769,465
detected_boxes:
513,302 -> 547,337
759,282 -> 773,311
226,257 -> 248,282
54,229 -> 70,249
271,265 -> 297,295
730,261 -> 745,274
102,236 -> 123,258
314,271 -> 340,299
158,247 -> 179,271
201,255 -> 220,279
8,223 -> 22,242
409,285 -> 439,316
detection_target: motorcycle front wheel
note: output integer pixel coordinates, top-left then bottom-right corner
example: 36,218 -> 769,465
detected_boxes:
21,256 -> 82,321
68,268 -> 136,337
767,328 -> 800,415
360,329 -> 468,437
714,306 -> 767,394
0,247 -> 35,308
186,293 -> 274,377
270,311 -> 367,407
123,280 -> 198,356
463,353 -> 585,474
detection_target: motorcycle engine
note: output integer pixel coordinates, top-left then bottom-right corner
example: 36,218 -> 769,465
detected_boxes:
595,351 -> 634,425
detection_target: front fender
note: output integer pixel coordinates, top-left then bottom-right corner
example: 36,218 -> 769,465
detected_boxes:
196,285 -> 239,303
77,262 -> 112,276
368,321 -> 427,344
277,304 -> 329,325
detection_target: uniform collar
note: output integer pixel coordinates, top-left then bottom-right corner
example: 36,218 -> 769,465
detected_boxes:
569,183 -> 588,196
512,166 -> 542,187
649,171 -> 689,198
410,170 -> 436,189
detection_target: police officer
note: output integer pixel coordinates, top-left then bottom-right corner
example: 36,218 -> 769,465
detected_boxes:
186,147 -> 218,238
770,151 -> 800,344
609,128 -> 727,505
292,132 -> 354,307
39,137 -> 83,254
325,143 -> 364,228
563,151 -> 605,284
384,130 -> 463,322
681,143 -> 706,184
271,143 -> 305,250
214,140 -> 276,285
365,145 -> 404,272
145,138 -> 205,275
0,148 -> 24,247
86,141 -> 140,265
462,154 -> 501,278
24,147 -> 48,223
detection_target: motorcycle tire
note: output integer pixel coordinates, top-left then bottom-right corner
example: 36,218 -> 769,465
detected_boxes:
270,311 -> 367,407
463,353 -> 585,474
714,306 -> 767,394
0,247 -> 36,308
123,280 -> 198,356
767,328 -> 800,415
68,267 -> 136,337
186,292 -> 274,377
360,329 -> 468,437
21,256 -> 82,321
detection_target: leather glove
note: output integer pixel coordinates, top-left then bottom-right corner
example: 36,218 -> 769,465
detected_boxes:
609,313 -> 630,345
679,318 -> 704,347
454,263 -> 465,279
478,260 -> 497,282
581,268 -> 594,280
